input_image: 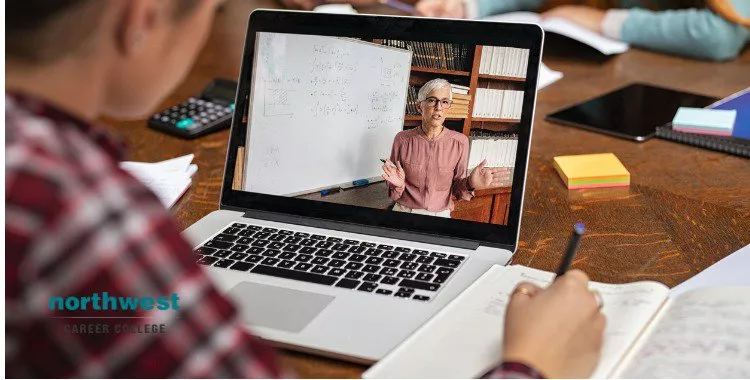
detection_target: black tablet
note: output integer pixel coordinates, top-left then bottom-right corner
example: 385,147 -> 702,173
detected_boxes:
546,83 -> 717,141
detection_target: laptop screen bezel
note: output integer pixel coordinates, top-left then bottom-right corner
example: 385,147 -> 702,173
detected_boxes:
220,10 -> 543,250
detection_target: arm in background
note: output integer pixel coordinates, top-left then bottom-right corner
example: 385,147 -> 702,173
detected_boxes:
605,7 -> 749,61
474,0 -> 545,18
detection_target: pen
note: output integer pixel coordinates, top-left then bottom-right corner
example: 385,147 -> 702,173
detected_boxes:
380,158 -> 397,168
378,0 -> 416,14
554,222 -> 585,280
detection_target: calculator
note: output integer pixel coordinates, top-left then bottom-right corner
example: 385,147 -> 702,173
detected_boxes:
148,78 -> 238,139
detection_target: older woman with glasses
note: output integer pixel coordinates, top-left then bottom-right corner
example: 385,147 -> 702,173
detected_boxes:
382,78 -> 510,218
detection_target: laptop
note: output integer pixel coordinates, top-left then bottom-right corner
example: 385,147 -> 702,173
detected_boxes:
183,10 -> 543,364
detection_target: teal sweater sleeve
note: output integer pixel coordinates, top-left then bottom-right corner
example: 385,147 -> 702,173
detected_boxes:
476,0 -> 544,18
621,8 -> 749,61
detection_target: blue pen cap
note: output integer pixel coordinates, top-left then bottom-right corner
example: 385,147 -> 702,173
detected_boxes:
574,222 -> 585,235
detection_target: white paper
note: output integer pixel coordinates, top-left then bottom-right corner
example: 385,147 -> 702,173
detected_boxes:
313,4 -> 357,14
120,154 -> 196,209
670,244 -> 750,296
538,61 -> 564,90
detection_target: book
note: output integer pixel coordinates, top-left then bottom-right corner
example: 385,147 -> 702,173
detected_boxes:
364,264 -> 750,379
467,132 -> 519,170
483,12 -> 629,56
655,87 -> 750,158
472,88 -> 523,120
553,153 -> 630,189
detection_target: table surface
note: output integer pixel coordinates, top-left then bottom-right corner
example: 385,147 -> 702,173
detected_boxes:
104,1 -> 750,377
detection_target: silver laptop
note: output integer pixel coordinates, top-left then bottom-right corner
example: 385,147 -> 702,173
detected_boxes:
183,10 -> 543,364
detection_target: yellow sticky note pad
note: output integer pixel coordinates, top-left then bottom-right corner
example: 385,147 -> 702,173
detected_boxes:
553,153 -> 630,189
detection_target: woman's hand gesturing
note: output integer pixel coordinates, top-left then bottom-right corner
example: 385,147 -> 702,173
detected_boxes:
382,160 -> 406,188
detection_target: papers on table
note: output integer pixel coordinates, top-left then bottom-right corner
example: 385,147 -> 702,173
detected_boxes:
670,244 -> 750,296
538,61 -> 563,90
120,154 -> 197,208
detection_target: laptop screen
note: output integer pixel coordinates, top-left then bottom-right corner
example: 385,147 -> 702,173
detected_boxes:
223,12 -> 542,248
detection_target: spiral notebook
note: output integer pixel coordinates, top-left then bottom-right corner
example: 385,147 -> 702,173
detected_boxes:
655,87 -> 750,158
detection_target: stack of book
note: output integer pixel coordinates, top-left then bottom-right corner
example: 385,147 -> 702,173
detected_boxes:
478,46 -> 529,79
380,39 -> 470,71
472,88 -> 524,120
467,132 -> 518,169
405,85 -> 420,115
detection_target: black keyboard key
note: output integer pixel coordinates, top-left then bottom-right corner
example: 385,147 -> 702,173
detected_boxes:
430,252 -> 447,258
343,239 -> 359,245
399,287 -> 415,294
237,229 -> 255,237
380,267 -> 398,276
254,232 -> 271,240
197,256 -> 219,265
394,247 -> 411,252
214,234 -> 239,242
436,267 -> 454,275
261,257 -> 280,266
269,234 -> 285,242
348,246 -> 366,254
251,240 -> 270,247
298,246 -> 316,254
327,237 -> 342,242
315,249 -> 333,257
345,270 -> 365,279
365,256 -> 384,265
278,229 -> 294,235
263,249 -> 281,257
400,262 -> 419,270
376,289 -> 393,295
316,241 -> 333,249
399,279 -> 440,292
449,254 -> 465,261
278,260 -> 295,269
349,254 -> 366,262
214,259 -> 235,268
311,265 -> 328,274
366,248 -> 383,256
294,232 -> 310,237
381,251 -> 398,259
377,244 -> 394,250
278,251 -> 295,260
345,262 -> 363,270
247,247 -> 265,254
358,282 -> 378,292
294,263 -> 313,271
332,243 -> 350,251
223,227 -> 242,235
245,224 -> 262,230
434,273 -> 451,284
244,255 -> 263,263
416,272 -> 434,282
251,264 -> 337,285
417,256 -> 434,264
284,236 -> 302,244
383,259 -> 400,267
230,262 -> 254,272
381,276 -> 399,285
195,247 -> 217,255
329,268 -> 346,277
413,295 -> 430,301
418,264 -> 436,273
395,291 -> 411,298
311,257 -> 329,265
434,258 -> 461,268
295,254 -> 313,263
332,252 -> 350,260
310,234 -> 326,240
335,279 -> 360,289
204,240 -> 233,249
237,237 -> 254,245
262,227 -> 278,233
362,265 -> 380,273
229,252 -> 248,261
399,253 -> 417,261
364,273 -> 382,282
413,249 -> 429,255
328,259 -> 346,268
397,270 -> 416,279
214,250 -> 232,258
283,244 -> 301,252
360,242 -> 376,247
230,244 -> 249,253
231,223 -> 247,228
268,242 -> 285,250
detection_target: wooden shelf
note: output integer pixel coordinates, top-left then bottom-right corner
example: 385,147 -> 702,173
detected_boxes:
405,115 -> 465,121
477,74 -> 525,82
471,122 -> 521,133
411,66 -> 471,76
471,117 -> 521,123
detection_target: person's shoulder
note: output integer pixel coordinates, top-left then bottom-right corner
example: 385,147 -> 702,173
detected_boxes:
394,128 -> 419,141
445,129 -> 469,145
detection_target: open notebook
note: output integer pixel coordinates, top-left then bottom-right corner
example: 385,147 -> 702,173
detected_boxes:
364,265 -> 750,379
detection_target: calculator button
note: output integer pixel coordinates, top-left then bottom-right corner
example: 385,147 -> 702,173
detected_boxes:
188,97 -> 197,103
160,116 -> 170,122
209,115 -> 218,120
196,99 -> 205,105
229,103 -> 235,110
176,118 -> 195,129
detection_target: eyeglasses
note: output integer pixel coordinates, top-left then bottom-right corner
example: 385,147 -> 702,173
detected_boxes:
422,97 -> 453,109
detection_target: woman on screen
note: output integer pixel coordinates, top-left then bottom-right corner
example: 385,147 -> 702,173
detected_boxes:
382,78 -> 510,218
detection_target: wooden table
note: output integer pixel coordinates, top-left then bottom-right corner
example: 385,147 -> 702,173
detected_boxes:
105,1 -> 750,377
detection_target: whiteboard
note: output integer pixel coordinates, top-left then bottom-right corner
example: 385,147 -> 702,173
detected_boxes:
243,33 -> 412,196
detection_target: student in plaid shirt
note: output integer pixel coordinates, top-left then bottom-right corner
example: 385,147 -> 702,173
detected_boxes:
5,0 -> 606,378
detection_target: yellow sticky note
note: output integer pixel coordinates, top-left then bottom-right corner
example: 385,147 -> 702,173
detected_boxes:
553,153 -> 630,189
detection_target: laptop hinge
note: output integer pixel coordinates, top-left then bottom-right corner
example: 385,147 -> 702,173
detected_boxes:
240,209 -> 481,251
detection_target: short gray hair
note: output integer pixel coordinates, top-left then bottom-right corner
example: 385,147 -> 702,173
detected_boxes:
417,78 -> 453,101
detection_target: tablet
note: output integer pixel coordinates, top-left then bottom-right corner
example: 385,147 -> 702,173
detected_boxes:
545,83 -> 717,141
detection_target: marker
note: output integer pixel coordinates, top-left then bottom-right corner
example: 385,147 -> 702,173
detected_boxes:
320,187 -> 340,196
352,179 -> 369,187
554,222 -> 585,280
380,159 -> 397,168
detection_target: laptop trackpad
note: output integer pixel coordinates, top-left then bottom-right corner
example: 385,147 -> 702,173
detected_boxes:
227,282 -> 334,333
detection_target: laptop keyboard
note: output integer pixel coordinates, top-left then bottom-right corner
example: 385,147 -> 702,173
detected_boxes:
193,222 -> 467,302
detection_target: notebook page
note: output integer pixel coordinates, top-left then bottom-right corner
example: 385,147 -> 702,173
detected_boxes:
364,265 -> 668,379
617,287 -> 750,378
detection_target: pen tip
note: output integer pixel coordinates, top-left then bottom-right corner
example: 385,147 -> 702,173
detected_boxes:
574,222 -> 585,234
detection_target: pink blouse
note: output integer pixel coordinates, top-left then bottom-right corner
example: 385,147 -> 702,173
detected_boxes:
388,127 -> 474,212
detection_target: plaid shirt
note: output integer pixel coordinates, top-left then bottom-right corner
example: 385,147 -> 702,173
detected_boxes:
5,92 -> 540,379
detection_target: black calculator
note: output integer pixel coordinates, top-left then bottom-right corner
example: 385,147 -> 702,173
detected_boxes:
148,78 -> 238,139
